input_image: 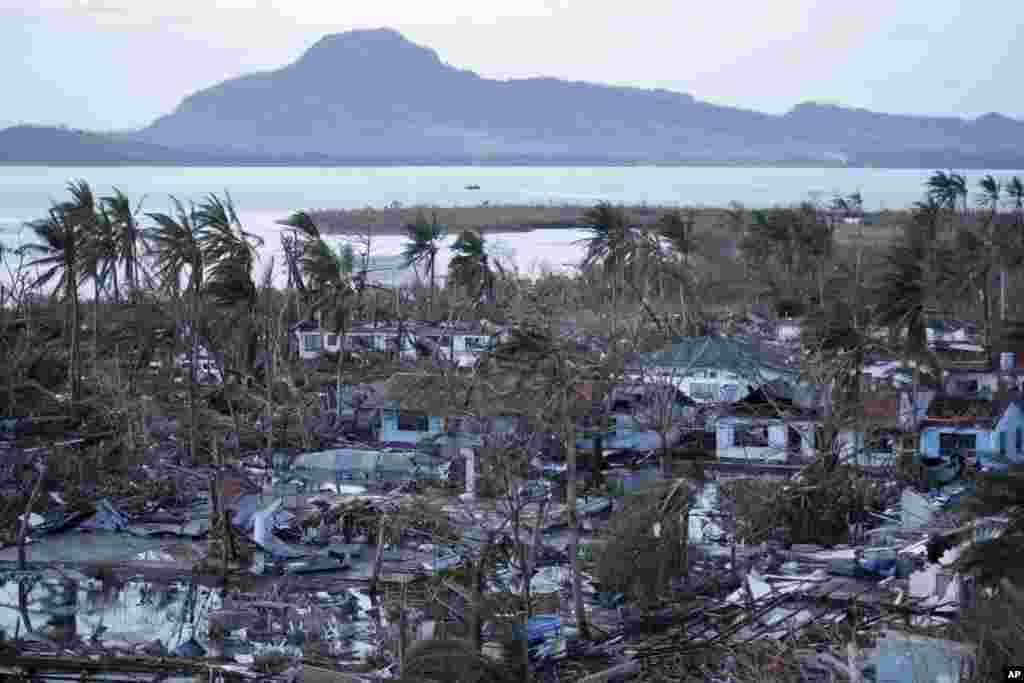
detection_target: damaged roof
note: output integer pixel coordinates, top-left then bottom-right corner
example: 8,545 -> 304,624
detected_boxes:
380,371 -> 539,416
637,335 -> 797,379
924,394 -> 1020,427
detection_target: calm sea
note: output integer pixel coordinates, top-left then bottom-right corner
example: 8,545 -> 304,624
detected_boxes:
2,165 -> 1021,282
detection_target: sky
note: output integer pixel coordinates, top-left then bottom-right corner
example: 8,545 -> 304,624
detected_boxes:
2,0 -> 1023,131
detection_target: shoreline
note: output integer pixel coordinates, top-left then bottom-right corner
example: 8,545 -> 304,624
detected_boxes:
310,204 -> 900,237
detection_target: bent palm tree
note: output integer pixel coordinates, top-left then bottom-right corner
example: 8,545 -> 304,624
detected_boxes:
23,202 -> 83,412
278,210 -> 322,296
301,237 -> 355,332
657,209 -> 696,269
102,188 -> 146,301
146,197 -> 204,461
196,193 -> 265,375
927,170 -> 968,238
402,211 -> 446,319
449,228 -> 494,304
576,202 -> 640,324
79,205 -> 118,303
196,193 -> 263,309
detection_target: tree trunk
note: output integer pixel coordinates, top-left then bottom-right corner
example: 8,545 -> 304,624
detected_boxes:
69,273 -> 82,417
189,291 -> 200,464
469,557 -> 483,653
429,252 -> 436,321
369,518 -> 386,597
18,464 -> 47,570
660,432 -> 671,479
592,433 -> 605,490
564,404 -> 589,639
112,261 -> 120,306
526,494 -> 551,620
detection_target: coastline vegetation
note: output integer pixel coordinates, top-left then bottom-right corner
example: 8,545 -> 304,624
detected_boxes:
2,171 -> 1024,680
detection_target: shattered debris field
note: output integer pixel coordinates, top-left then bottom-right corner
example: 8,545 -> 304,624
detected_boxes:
3,179 -> 1024,681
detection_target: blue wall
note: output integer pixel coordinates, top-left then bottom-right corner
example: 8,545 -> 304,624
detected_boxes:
919,402 -> 1024,468
379,408 -> 444,445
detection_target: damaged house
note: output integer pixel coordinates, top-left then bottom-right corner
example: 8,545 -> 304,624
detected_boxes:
376,371 -> 529,450
574,383 -> 697,454
632,334 -> 802,404
918,394 -> 1024,480
714,381 -> 819,462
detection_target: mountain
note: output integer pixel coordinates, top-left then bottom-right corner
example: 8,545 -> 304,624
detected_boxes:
0,125 -> 208,165
5,28 -> 1024,166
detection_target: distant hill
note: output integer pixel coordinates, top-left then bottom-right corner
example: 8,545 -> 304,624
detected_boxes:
4,28 -> 1024,167
0,125 -> 204,165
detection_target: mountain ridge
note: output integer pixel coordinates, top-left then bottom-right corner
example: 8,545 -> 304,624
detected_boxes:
3,28 -> 1024,167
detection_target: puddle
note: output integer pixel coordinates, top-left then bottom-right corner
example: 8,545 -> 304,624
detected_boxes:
0,570 -> 381,665
0,572 -> 220,654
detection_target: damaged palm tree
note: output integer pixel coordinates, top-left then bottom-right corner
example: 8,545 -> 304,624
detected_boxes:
595,478 -> 697,611
719,463 -> 887,548
490,325 -> 610,640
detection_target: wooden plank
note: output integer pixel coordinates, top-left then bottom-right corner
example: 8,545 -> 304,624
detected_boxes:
577,660 -> 641,683
441,579 -> 472,602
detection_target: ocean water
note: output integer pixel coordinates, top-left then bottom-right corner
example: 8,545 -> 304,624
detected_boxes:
2,165 -> 1021,285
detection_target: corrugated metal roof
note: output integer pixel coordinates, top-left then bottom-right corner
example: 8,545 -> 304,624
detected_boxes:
638,335 -> 795,379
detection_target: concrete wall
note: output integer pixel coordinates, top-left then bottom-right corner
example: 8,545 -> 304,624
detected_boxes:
919,402 -> 1024,465
715,418 -> 816,462
836,430 -> 899,467
643,366 -> 789,404
379,409 -> 444,445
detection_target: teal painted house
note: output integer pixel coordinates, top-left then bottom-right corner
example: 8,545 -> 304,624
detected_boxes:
377,372 -> 526,449
575,383 -> 696,452
918,395 -> 1024,480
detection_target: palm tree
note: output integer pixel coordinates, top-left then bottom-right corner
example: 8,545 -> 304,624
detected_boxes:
146,197 -> 204,461
402,211 -> 446,319
1008,177 -> 1024,228
195,194 -> 264,378
490,326 -> 613,640
23,201 -> 83,412
576,202 -> 640,322
301,237 -> 355,332
657,209 -> 696,269
874,215 -> 947,382
101,188 -> 146,301
277,210 -> 321,297
577,202 -> 635,273
653,209 -> 700,328
196,193 -> 263,308
449,228 -> 494,304
927,170 -> 968,238
78,205 -> 117,301
977,176 -> 1008,331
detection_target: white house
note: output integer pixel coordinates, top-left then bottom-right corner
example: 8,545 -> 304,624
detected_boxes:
715,416 -> 817,462
416,322 -> 508,368
926,320 -> 981,346
634,335 -> 801,404
291,320 -> 507,366
712,383 -> 819,462
834,390 -> 935,467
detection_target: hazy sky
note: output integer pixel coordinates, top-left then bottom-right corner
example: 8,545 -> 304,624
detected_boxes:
2,0 -> 1022,130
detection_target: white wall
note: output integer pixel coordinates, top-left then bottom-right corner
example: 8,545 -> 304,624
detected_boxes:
648,366 -> 788,404
715,419 -> 810,462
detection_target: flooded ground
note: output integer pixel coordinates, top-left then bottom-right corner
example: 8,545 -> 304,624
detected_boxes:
0,568 -> 382,666
0,572 -> 219,653
0,529 -> 386,669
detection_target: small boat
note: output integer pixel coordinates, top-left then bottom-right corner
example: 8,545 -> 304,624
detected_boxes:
465,184 -> 481,190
